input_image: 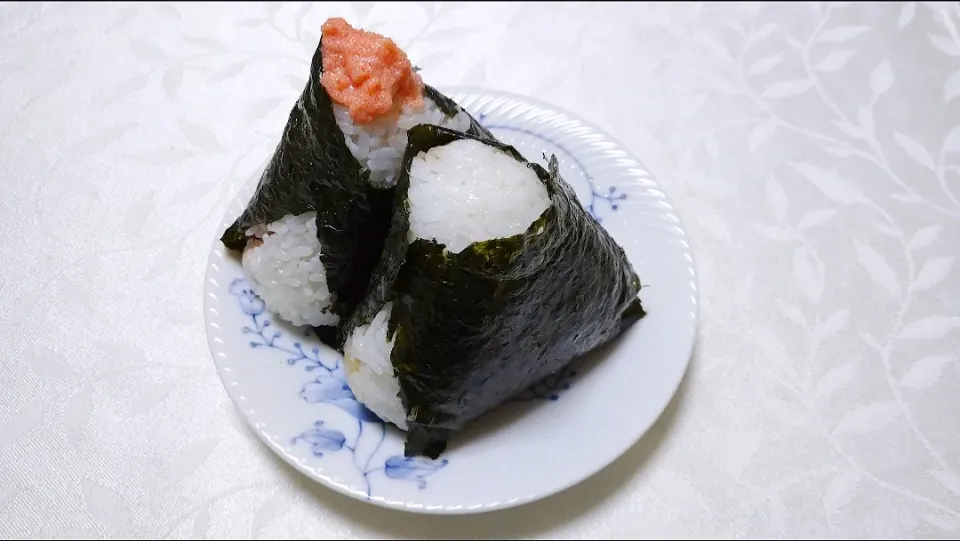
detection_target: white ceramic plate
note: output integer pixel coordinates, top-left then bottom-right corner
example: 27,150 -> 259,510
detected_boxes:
204,87 -> 699,515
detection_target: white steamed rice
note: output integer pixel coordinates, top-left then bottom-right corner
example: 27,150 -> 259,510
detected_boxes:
333,97 -> 473,188
241,211 -> 339,328
341,138 -> 552,429
342,302 -> 407,429
407,138 -> 551,253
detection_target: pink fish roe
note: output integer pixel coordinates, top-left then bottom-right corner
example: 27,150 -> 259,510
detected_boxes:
320,17 -> 425,125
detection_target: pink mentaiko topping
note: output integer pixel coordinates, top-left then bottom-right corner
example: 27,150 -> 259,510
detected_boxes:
320,17 -> 425,125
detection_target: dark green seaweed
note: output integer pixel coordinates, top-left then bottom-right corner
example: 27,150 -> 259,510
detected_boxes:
221,38 -> 493,344
347,125 -> 646,459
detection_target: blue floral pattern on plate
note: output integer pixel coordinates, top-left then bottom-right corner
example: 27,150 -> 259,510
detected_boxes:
231,277 -> 571,499
232,279 -> 446,497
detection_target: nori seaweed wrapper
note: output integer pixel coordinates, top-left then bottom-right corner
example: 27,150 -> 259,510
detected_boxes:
347,125 -> 646,459
220,37 -> 494,342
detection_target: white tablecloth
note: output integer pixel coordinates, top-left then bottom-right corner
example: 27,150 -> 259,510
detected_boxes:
3,2 -> 960,539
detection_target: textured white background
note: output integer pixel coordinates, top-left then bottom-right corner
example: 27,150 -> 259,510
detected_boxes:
2,1 -> 960,539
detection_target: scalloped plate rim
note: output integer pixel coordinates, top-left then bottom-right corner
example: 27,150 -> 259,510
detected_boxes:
204,86 -> 700,515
